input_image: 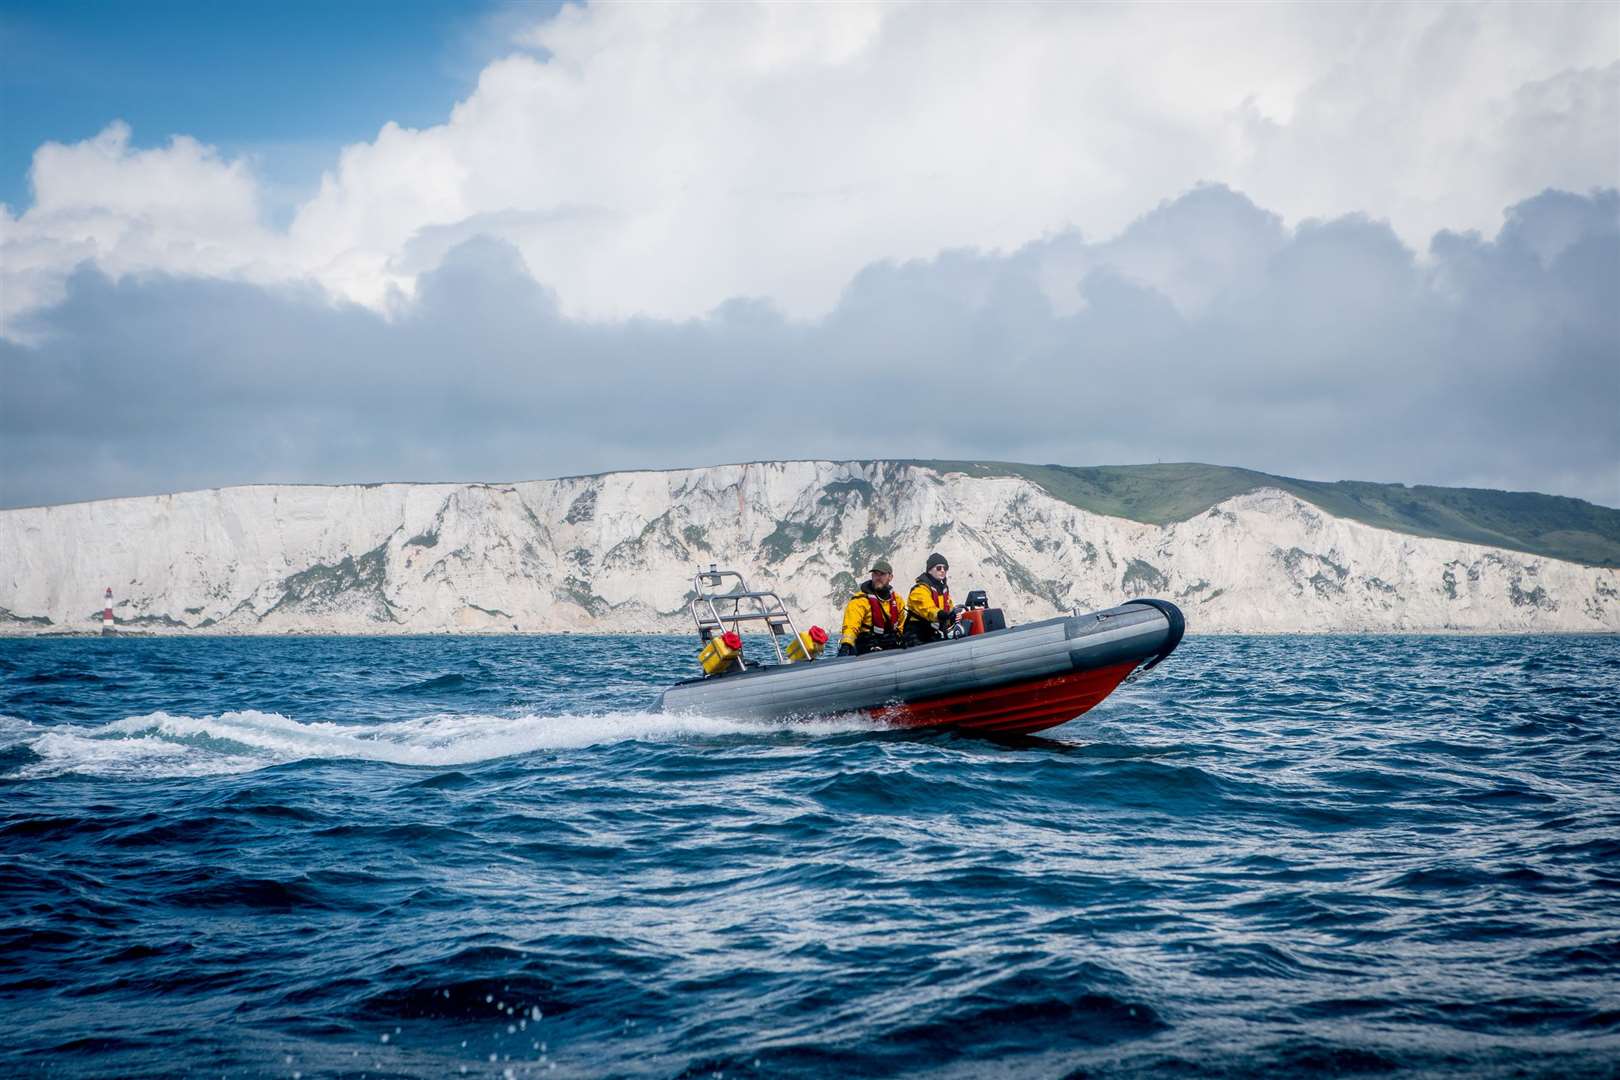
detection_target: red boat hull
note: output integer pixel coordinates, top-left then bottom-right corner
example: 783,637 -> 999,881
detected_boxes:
869,659 -> 1139,736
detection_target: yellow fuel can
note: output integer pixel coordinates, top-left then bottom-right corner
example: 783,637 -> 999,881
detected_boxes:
699,631 -> 744,676
785,625 -> 829,662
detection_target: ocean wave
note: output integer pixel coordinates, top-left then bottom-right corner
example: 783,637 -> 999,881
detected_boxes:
14,708 -> 885,779
3,634 -> 1616,1077
0,714 -> 40,744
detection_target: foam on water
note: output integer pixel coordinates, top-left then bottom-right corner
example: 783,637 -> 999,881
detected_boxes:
8,708 -> 885,779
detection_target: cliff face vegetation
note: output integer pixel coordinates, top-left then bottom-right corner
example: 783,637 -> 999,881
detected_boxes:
3,461 -> 1617,635
909,461 -> 1620,565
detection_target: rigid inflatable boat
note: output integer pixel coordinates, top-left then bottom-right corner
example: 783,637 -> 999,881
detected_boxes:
658,567 -> 1184,736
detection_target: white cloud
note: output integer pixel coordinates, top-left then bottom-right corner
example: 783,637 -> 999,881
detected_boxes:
1,122 -> 291,336
2,1 -> 1617,336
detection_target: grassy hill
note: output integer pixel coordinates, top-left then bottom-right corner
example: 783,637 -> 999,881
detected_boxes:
908,461 -> 1620,568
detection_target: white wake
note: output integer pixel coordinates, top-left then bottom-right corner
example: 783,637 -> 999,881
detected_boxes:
1,709 -> 882,780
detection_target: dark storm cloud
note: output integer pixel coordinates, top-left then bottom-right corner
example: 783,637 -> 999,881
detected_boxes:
2,186 -> 1616,509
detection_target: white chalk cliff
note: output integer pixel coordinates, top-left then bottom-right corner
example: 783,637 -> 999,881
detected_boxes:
2,462 -> 1616,634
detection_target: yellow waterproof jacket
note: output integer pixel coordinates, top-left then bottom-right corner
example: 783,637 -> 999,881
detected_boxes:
840,582 -> 906,648
906,577 -> 953,624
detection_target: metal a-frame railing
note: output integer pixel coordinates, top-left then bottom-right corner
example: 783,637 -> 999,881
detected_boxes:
689,564 -> 804,673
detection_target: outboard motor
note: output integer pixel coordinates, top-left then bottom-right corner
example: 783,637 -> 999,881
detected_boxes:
959,590 -> 1007,635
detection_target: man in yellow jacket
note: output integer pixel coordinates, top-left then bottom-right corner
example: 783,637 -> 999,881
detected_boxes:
904,552 -> 960,646
837,560 -> 906,656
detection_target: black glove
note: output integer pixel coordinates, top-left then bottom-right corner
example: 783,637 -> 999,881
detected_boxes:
938,610 -> 954,630
836,643 -> 855,657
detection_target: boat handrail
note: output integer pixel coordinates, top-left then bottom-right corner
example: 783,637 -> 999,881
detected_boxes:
689,565 -> 803,671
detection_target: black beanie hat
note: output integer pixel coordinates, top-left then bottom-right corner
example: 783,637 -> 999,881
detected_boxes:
926,552 -> 948,571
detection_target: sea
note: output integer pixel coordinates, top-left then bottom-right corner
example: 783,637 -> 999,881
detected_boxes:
1,633 -> 1617,1079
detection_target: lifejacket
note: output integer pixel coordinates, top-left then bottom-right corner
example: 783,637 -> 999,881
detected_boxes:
867,592 -> 901,634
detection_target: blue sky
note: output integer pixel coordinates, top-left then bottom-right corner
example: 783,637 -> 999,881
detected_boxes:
1,2 -> 1615,507
1,0 -> 563,216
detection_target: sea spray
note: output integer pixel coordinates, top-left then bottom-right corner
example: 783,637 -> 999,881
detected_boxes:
12,707 -> 887,780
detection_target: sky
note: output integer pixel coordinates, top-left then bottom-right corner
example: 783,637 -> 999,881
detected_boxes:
1,0 -> 1617,509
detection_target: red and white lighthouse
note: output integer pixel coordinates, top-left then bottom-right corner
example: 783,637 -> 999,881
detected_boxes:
101,587 -> 115,636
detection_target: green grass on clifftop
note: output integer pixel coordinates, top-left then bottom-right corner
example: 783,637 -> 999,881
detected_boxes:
908,461 -> 1620,568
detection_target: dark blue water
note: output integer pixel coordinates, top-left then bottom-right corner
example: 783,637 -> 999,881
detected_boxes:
2,635 -> 1617,1079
